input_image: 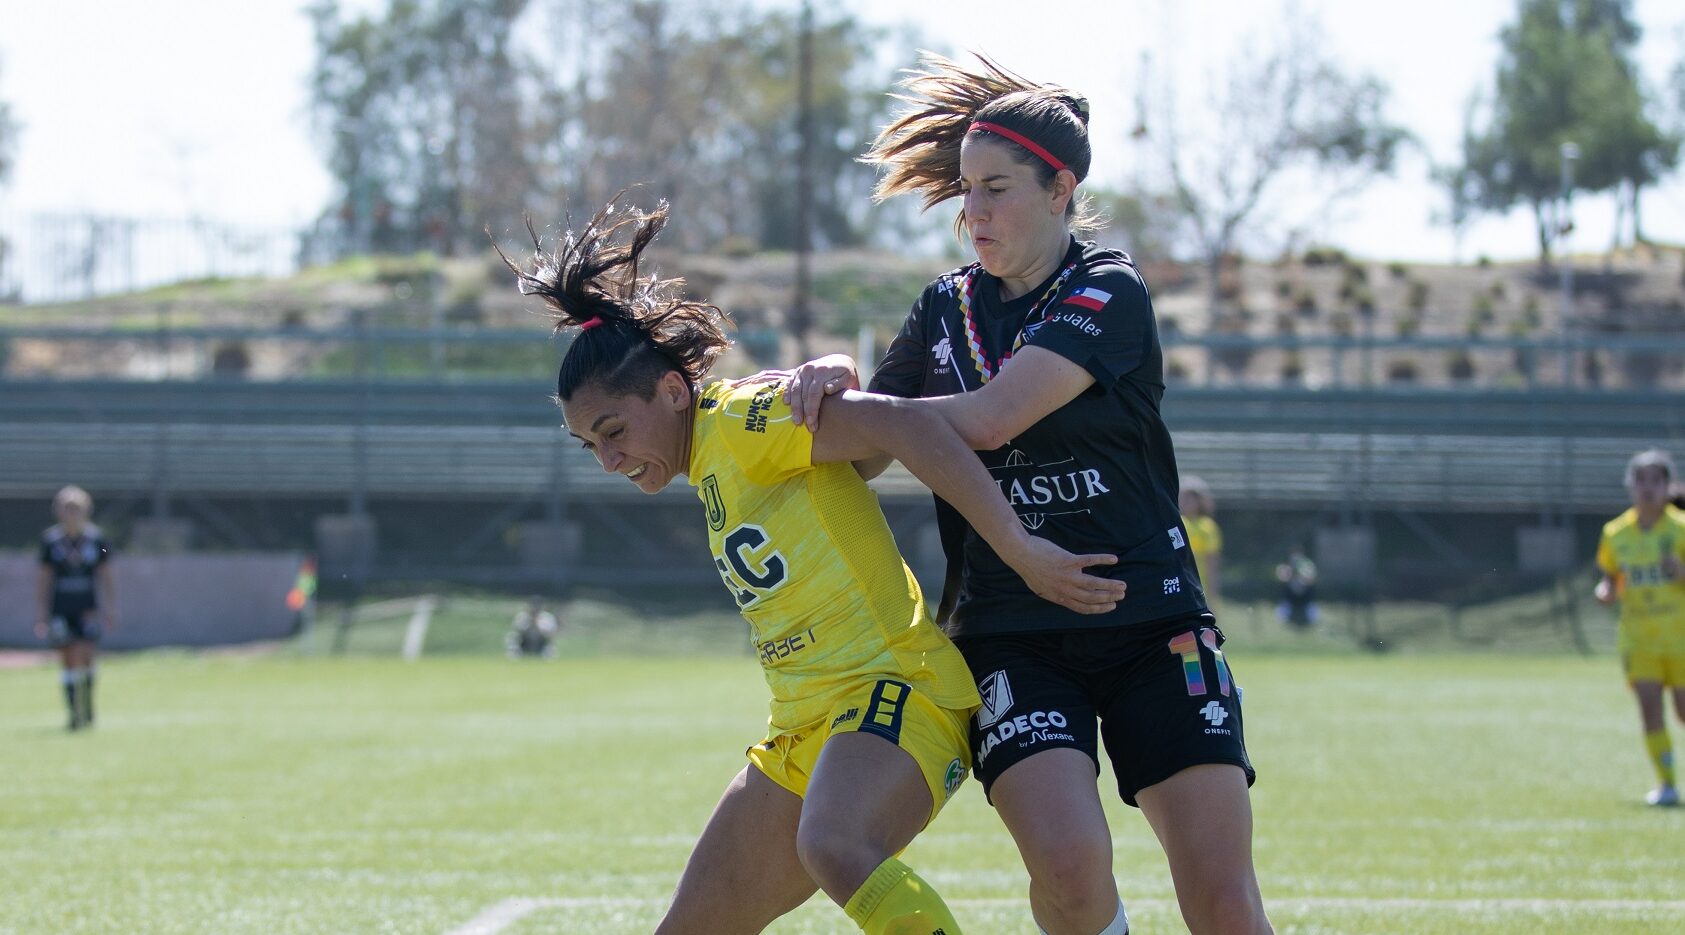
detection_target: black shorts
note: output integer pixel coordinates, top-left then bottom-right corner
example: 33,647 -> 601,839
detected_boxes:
954,614 -> 1256,807
48,611 -> 102,648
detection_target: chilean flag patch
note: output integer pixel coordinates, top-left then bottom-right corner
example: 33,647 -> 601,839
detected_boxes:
1062,286 -> 1112,312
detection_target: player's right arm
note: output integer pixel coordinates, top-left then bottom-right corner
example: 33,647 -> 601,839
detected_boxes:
1594,527 -> 1620,605
786,290 -> 936,480
807,389 -> 1126,615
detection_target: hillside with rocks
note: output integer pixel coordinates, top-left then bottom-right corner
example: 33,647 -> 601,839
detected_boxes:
3,243 -> 1681,389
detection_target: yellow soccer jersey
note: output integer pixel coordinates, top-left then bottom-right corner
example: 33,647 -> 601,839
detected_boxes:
688,377 -> 980,731
1184,515 -> 1222,565
1597,506 -> 1685,654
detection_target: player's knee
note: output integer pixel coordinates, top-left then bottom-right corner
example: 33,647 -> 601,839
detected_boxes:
1025,838 -> 1115,921
793,814 -> 878,894
1180,881 -> 1270,935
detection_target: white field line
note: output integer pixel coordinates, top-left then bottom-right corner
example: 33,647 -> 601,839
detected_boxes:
444,895 -> 1685,934
401,595 -> 438,662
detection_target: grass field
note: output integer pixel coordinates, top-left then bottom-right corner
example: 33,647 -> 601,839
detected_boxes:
3,599 -> 1682,934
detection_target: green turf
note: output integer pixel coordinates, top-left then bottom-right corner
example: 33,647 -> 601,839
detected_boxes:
3,626 -> 1681,933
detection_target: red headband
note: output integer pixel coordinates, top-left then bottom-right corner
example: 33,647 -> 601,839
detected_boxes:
968,120 -> 1068,172
578,316 -> 605,332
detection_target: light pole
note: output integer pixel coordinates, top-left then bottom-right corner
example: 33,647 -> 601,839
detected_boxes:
1558,141 -> 1578,384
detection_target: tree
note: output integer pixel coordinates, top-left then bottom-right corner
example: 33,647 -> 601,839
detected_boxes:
536,0 -> 893,252
310,0 -> 902,257
720,9 -> 891,251
1140,13 -> 1408,308
1460,0 -> 1678,261
0,56 -> 17,295
309,0 -> 542,256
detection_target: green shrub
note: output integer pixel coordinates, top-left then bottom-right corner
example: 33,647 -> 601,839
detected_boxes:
1386,358 -> 1419,383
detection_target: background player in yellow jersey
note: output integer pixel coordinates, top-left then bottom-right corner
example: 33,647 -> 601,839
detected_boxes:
1179,476 -> 1223,603
496,199 -> 1126,934
1594,449 -> 1685,807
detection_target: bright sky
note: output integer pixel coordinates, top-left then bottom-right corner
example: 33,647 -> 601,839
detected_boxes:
1,0 -> 1683,265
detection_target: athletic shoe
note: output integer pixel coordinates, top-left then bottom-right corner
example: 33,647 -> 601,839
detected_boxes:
1645,784 -> 1680,807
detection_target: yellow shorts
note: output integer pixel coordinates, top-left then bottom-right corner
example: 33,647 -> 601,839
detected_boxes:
1623,649 -> 1685,687
748,678 -> 975,826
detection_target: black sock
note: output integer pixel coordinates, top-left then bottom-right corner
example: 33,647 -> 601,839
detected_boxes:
63,672 -> 80,725
80,670 -> 95,724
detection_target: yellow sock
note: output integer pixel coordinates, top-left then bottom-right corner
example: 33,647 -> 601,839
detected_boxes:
843,857 -> 962,935
1644,730 -> 1676,786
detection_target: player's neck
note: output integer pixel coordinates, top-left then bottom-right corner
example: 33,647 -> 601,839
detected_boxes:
677,398 -> 697,479
1635,503 -> 1664,528
998,231 -> 1070,301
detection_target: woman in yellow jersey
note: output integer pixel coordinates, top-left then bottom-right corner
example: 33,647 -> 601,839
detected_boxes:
496,199 -> 1126,934
1595,449 -> 1685,807
1179,475 -> 1223,603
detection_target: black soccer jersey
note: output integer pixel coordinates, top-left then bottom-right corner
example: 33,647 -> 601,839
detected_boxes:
870,237 -> 1207,636
39,524 -> 113,617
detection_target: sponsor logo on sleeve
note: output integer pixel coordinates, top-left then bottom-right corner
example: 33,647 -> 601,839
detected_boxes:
1046,309 -> 1103,336
743,385 -> 776,433
1062,286 -> 1112,311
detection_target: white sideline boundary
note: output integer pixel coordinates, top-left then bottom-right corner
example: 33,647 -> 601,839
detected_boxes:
401,595 -> 438,661
446,895 -> 1685,934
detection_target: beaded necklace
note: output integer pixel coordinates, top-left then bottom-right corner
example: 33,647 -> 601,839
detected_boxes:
956,260 -> 1079,385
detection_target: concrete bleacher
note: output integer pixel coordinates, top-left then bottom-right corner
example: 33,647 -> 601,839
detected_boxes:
0,379 -> 1677,512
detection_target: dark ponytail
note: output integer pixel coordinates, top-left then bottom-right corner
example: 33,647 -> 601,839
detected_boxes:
492,197 -> 732,403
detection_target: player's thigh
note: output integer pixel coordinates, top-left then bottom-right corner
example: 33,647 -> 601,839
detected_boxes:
1136,763 -> 1268,930
802,681 -> 970,856
658,765 -> 817,935
991,747 -> 1114,870
1136,763 -> 1262,891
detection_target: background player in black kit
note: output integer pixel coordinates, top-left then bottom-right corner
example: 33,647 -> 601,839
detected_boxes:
33,485 -> 117,731
786,53 -> 1272,935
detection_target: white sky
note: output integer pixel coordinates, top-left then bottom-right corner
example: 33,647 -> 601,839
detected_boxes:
1,0 -> 1683,263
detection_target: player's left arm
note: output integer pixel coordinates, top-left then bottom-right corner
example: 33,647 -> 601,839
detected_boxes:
924,267 -> 1150,451
919,348 -> 1095,451
1665,524 -> 1685,581
96,559 -> 117,630
809,390 -> 1125,615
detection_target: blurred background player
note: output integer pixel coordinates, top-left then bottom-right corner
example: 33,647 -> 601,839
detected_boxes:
1594,449 -> 1685,807
506,596 -> 559,659
1180,475 -> 1223,603
498,196 -> 1120,935
33,485 -> 117,731
1275,544 -> 1318,629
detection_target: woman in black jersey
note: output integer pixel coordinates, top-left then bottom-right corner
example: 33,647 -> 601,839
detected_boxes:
33,485 -> 116,731
786,54 -> 1271,935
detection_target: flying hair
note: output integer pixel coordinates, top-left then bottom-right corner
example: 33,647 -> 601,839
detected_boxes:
863,51 -> 1097,232
491,196 -> 732,402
